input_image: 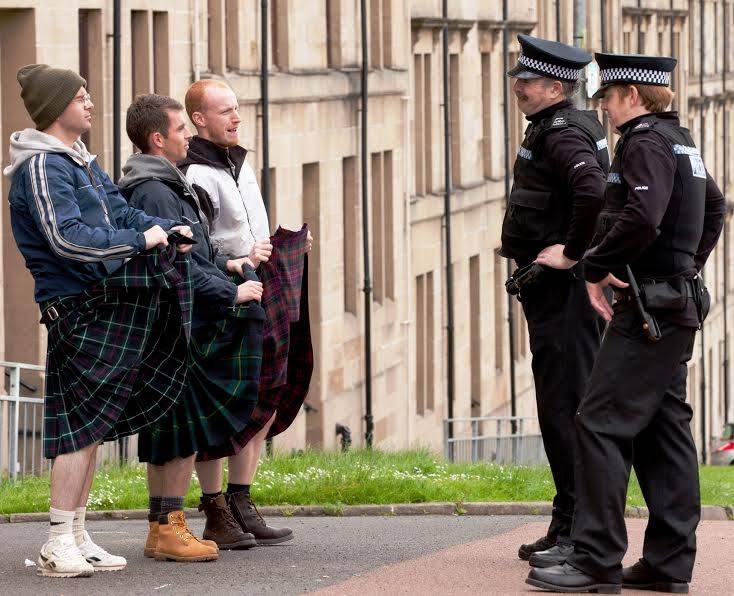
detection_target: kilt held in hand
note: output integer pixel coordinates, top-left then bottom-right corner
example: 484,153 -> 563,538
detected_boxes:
138,268 -> 266,465
42,247 -> 194,459
198,225 -> 313,460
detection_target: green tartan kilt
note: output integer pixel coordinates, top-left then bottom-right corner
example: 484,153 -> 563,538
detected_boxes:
43,249 -> 193,459
138,302 -> 264,465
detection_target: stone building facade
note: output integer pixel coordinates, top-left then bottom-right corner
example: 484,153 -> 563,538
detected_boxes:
0,0 -> 731,459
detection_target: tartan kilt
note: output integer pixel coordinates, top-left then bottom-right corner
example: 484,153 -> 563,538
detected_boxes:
198,250 -> 313,461
43,249 -> 193,459
138,301 -> 265,465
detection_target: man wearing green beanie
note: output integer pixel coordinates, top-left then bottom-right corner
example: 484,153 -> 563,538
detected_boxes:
4,64 -> 196,578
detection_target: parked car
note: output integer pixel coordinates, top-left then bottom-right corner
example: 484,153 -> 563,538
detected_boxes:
711,422 -> 734,466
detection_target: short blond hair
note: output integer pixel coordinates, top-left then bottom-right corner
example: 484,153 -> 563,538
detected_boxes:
184,79 -> 232,120
617,83 -> 675,113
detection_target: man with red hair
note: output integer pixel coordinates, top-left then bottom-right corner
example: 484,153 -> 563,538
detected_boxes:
179,79 -> 305,546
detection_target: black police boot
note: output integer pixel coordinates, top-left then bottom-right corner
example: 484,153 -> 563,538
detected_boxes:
518,535 -> 555,561
526,563 -> 621,593
529,542 -> 574,568
622,559 -> 689,593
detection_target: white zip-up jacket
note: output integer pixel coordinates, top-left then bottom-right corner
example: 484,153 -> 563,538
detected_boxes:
180,136 -> 269,258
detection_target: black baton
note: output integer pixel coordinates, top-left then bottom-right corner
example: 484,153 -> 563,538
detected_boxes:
625,265 -> 661,342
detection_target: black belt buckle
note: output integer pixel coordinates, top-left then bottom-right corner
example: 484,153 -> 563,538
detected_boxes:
45,305 -> 60,322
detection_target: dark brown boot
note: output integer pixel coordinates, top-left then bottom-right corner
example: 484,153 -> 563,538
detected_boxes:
198,494 -> 256,549
226,491 -> 294,545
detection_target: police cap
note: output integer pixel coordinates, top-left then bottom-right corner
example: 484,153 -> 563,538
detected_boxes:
592,53 -> 677,98
507,34 -> 592,82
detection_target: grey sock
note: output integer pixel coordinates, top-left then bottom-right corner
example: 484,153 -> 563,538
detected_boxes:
148,496 -> 163,522
160,496 -> 184,516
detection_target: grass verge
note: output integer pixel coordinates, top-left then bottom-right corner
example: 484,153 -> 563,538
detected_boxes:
1,449 -> 731,515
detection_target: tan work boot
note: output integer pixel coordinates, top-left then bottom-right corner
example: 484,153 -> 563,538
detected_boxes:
144,520 -> 159,558
154,511 -> 219,562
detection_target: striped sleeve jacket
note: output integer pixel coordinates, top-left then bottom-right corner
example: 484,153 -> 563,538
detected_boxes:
8,151 -> 173,303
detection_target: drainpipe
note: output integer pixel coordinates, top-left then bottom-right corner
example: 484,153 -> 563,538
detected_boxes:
260,0 -> 270,215
502,0 -> 517,427
721,0 -> 730,425
441,0 -> 455,444
699,0 -> 708,463
637,0 -> 643,52
402,95 -> 413,446
360,0 -> 374,448
112,0 -> 121,182
601,0 -> 607,52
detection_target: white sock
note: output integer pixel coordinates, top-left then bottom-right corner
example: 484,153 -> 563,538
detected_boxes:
73,506 -> 87,545
49,507 -> 75,541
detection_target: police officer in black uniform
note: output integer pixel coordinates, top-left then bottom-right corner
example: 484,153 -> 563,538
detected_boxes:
527,53 -> 725,594
500,35 -> 610,566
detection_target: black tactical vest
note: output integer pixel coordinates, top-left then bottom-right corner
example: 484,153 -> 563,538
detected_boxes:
593,114 -> 706,278
500,108 -> 610,261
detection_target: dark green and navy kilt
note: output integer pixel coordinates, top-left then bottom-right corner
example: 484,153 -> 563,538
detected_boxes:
43,249 -> 194,460
138,300 -> 265,465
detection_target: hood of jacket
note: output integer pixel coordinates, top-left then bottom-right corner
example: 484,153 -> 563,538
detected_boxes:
118,153 -> 194,193
119,153 -> 211,231
3,128 -> 93,178
178,135 -> 248,181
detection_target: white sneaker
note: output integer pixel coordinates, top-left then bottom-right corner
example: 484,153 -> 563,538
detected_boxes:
77,530 -> 127,571
37,534 -> 94,578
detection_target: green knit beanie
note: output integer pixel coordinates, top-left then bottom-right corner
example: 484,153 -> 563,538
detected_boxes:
17,64 -> 87,131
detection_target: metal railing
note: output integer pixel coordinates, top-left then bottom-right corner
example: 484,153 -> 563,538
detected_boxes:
1,361 -> 139,480
0,361 -> 47,479
444,416 -> 547,465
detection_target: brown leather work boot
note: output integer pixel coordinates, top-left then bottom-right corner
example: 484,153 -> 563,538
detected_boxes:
226,491 -> 294,545
144,520 -> 159,558
198,494 -> 257,549
154,511 -> 219,562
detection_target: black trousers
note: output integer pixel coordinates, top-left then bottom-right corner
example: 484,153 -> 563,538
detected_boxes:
520,269 -> 603,541
568,305 -> 700,584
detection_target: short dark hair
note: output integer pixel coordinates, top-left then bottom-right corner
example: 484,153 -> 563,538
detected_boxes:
126,93 -> 184,153
561,80 -> 581,99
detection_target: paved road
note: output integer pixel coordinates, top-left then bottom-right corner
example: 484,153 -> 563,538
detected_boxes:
0,516 -> 731,595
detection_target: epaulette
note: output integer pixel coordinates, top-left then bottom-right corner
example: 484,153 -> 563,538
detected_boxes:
550,115 -> 568,128
627,118 -> 657,135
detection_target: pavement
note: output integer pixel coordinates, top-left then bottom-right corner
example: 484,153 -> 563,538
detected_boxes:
0,510 -> 731,595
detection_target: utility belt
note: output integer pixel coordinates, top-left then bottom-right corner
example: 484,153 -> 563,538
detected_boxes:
614,274 -> 710,324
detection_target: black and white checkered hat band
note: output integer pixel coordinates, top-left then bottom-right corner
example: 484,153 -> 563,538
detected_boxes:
600,67 -> 671,86
518,54 -> 582,80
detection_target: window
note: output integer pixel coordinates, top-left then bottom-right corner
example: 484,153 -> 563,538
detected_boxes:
481,51 -> 492,178
493,251 -> 505,372
326,0 -> 342,68
271,0 -> 289,70
413,52 -> 433,195
226,0 -> 240,70
416,271 -> 435,415
0,8 -> 41,371
131,11 -> 169,98
371,151 -> 394,303
153,11 -> 169,94
79,9 -> 104,157
369,0 -> 391,69
689,1 -> 698,77
343,156 -> 358,314
449,53 -> 461,187
131,10 -> 150,98
469,255 -> 481,414
208,0 -> 225,74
